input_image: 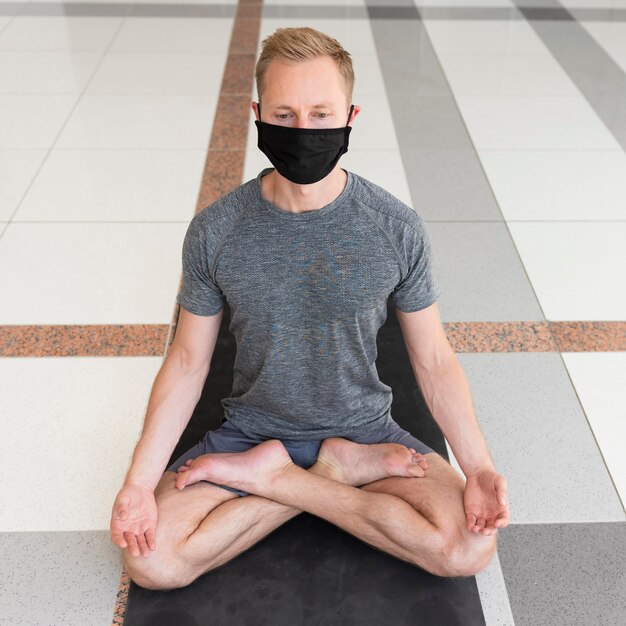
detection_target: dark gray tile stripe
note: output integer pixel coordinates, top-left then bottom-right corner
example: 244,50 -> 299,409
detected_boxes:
365,0 -> 505,224
3,3 -> 626,21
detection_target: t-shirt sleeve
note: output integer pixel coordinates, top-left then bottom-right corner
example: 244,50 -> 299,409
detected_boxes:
176,212 -> 226,316
391,213 -> 441,312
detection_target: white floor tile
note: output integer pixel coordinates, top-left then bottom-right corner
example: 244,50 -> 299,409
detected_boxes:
0,356 -> 163,531
85,51 -> 227,95
0,17 -> 124,51
419,0 -> 513,4
581,21 -> 626,71
55,94 -> 217,149
475,550 -> 516,626
15,148 -> 207,222
456,95 -> 622,150
130,0 -> 237,3
343,94 -> 399,151
0,94 -> 78,148
560,352 -> 626,507
477,149 -> 626,221
264,0 -> 364,4
437,52 -> 580,97
0,50 -> 102,93
340,150 -> 414,207
423,19 -> 548,56
456,352 -> 624,523
582,21 -> 626,59
351,53 -> 386,97
129,0 -> 239,5
242,145 -> 273,183
507,221 -> 626,321
563,0 -> 626,8
109,17 -> 233,53
0,149 -> 48,220
0,222 -> 188,324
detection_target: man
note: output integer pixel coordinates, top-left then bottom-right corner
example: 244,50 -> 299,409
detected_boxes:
111,27 -> 509,591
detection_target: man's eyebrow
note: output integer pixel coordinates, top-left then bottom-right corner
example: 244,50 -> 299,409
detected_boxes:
273,103 -> 335,110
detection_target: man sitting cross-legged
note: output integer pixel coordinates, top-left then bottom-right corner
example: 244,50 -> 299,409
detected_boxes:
110,26 -> 509,592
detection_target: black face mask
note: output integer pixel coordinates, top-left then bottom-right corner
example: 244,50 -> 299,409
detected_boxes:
255,103 -> 354,185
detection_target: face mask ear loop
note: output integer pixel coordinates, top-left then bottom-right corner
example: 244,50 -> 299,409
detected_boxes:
346,104 -> 354,126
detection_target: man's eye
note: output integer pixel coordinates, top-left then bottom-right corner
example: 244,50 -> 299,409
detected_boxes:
317,113 -> 328,118
277,114 -> 289,120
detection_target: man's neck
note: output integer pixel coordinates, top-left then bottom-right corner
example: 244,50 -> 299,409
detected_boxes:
261,167 -> 348,214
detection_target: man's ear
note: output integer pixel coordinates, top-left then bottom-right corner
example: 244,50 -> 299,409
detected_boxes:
252,101 -> 261,121
348,104 -> 361,125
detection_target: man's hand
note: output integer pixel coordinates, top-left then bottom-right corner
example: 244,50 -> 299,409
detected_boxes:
110,483 -> 158,558
463,468 -> 509,536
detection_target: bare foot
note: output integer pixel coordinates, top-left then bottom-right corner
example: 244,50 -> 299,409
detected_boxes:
174,439 -> 293,491
315,438 -> 429,487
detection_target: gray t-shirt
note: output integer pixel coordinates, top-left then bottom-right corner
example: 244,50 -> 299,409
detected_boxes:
177,167 -> 441,441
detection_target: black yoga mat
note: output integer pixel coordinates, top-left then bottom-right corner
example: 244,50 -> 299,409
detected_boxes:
123,297 -> 486,625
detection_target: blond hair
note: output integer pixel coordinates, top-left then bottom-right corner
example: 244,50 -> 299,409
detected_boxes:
255,27 -> 355,107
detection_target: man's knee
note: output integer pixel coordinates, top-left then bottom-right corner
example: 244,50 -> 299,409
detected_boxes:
438,530 -> 498,578
123,547 -> 193,591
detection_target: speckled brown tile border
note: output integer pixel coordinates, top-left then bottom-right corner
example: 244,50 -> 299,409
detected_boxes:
0,324 -> 170,357
549,321 -> 626,352
444,321 -> 626,352
2,321 -> 624,357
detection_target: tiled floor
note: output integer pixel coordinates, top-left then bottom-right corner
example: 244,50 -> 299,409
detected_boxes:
0,0 -> 624,624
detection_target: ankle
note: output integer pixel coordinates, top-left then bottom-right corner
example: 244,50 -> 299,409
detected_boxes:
308,458 -> 346,484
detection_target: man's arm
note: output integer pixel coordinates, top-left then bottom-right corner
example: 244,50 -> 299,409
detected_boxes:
395,302 -> 495,477
124,307 -> 224,491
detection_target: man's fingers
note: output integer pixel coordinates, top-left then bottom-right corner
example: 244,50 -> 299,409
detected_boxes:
145,527 -> 156,551
495,510 -> 510,528
467,513 -> 477,530
495,475 -> 508,506
115,495 -> 130,521
136,533 -> 150,558
124,531 -> 140,557
111,528 -> 127,549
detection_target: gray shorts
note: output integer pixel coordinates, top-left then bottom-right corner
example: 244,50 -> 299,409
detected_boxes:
165,418 -> 436,497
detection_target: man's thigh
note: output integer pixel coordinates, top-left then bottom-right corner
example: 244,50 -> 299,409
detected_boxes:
360,451 -> 467,538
